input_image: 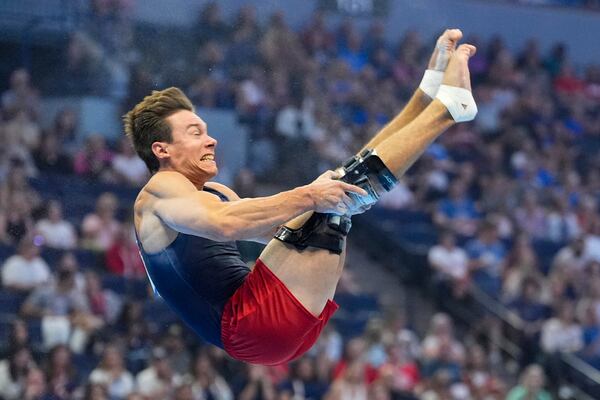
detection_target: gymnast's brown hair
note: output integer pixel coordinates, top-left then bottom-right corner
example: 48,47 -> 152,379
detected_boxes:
123,87 -> 194,173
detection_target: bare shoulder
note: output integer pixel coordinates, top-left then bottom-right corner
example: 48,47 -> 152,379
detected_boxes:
144,171 -> 198,198
133,172 -> 196,253
134,171 -> 192,218
204,181 -> 241,201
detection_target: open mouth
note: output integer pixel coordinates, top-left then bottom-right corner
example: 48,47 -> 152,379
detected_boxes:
200,154 -> 215,162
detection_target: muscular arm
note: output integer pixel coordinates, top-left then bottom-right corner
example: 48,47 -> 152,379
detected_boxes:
362,89 -> 431,151
149,172 -> 315,242
205,182 -> 277,244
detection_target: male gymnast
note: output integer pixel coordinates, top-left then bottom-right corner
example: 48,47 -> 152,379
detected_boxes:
126,29 -> 477,365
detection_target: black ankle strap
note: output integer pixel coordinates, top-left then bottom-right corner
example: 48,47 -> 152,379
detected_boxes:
274,213 -> 351,254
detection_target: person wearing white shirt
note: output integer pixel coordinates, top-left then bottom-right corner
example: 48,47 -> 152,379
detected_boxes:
34,200 -> 77,250
428,231 -> 469,297
136,347 -> 182,398
1,238 -> 50,291
89,344 -> 135,400
541,301 -> 583,353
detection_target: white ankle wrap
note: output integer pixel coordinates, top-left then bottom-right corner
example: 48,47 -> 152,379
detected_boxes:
435,84 -> 478,122
434,36 -> 452,71
419,69 -> 443,99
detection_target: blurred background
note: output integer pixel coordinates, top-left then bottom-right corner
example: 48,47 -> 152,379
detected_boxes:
0,0 -> 599,399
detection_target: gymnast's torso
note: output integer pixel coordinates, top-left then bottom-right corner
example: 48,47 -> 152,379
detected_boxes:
134,184 -> 250,347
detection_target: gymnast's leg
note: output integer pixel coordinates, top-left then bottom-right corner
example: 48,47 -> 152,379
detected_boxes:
257,44 -> 477,321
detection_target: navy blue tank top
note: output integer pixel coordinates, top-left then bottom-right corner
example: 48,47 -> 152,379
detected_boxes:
137,186 -> 251,347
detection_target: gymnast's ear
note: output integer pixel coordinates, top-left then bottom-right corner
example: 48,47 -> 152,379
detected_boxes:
151,141 -> 171,161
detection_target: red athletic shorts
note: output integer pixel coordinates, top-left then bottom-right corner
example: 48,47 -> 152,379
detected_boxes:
221,259 -> 338,365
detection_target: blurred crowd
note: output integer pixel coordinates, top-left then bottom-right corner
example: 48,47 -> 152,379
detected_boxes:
1,0 -> 600,399
509,0 -> 600,10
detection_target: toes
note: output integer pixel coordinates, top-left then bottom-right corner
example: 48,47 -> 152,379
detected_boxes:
441,28 -> 462,42
448,28 -> 463,42
456,44 -> 477,58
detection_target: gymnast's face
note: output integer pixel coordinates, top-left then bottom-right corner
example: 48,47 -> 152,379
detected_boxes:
163,110 -> 218,186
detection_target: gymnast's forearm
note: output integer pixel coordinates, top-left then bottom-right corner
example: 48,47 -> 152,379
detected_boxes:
362,89 -> 431,150
216,188 -> 315,240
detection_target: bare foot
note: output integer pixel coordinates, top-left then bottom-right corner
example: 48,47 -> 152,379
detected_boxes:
441,44 -> 477,91
428,29 -> 463,71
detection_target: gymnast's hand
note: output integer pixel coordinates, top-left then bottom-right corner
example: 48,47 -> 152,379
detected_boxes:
306,170 -> 368,215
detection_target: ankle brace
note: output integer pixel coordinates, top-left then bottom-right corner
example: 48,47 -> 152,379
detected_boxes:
274,213 -> 351,254
435,84 -> 478,122
335,148 -> 398,209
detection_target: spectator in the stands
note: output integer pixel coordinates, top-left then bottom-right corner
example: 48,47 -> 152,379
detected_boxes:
506,364 -> 551,400
502,233 -> 541,301
73,134 -> 114,180
278,356 -> 328,400
332,338 -> 376,384
194,2 -> 230,45
434,179 -> 480,237
233,364 -> 276,400
378,341 -> 420,396
463,343 -> 505,398
105,220 -> 145,278
421,313 -> 465,380
466,220 -> 507,298
44,344 -> 81,399
84,270 -> 122,324
325,360 -> 368,400
21,261 -> 103,352
1,236 -> 50,292
3,191 -> 34,245
0,320 -> 31,359
545,195 -> 581,243
84,382 -> 110,400
110,137 -> 148,187
428,230 -> 470,299
47,108 -> 78,148
89,343 -> 135,399
3,109 -> 41,153
0,211 -> 9,245
0,346 -> 36,400
33,133 -> 73,174
506,277 -> 548,366
34,200 -> 77,250
187,350 -> 233,399
0,163 -> 39,219
136,346 -> 182,399
81,192 -> 121,252
161,325 -> 191,377
513,191 -> 547,240
21,262 -> 88,320
1,68 -> 40,119
21,366 -> 48,400
59,32 -> 111,96
541,300 -> 583,353
551,235 -> 588,274
112,300 -> 152,374
577,299 -> 600,369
